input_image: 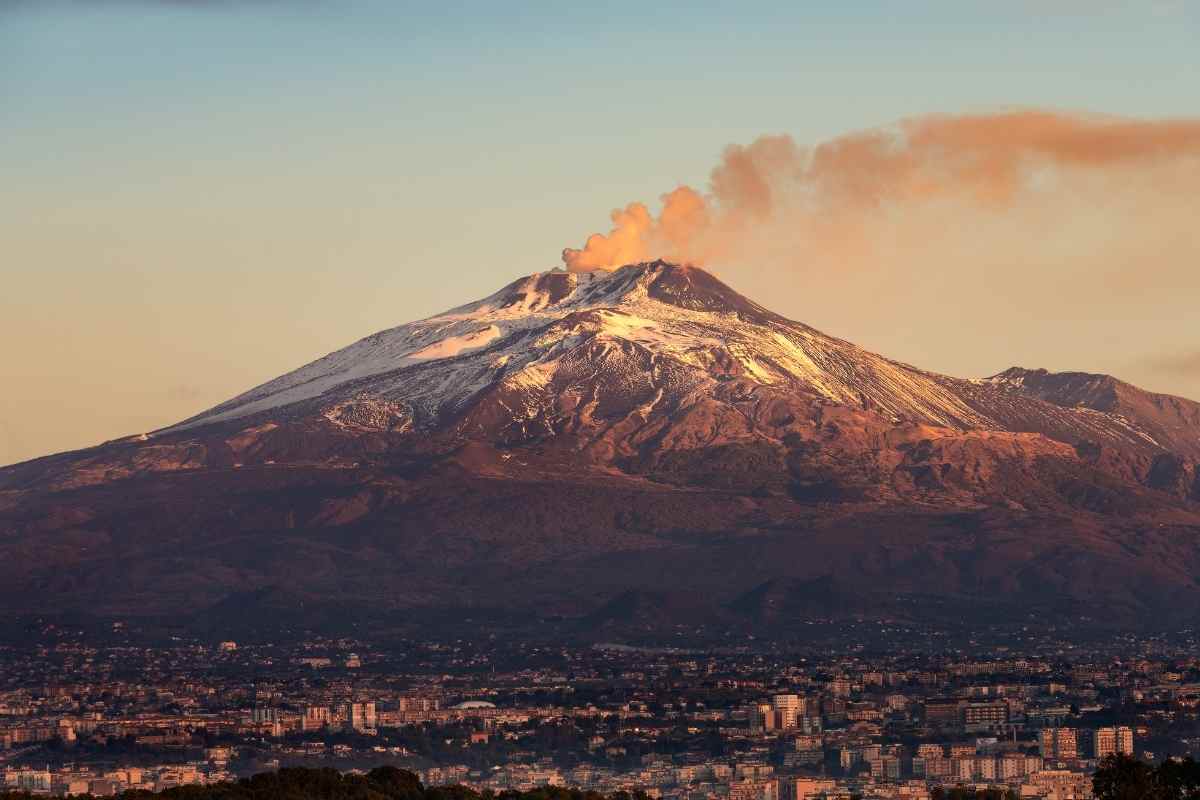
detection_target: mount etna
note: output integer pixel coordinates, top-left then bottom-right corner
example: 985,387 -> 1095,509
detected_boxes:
3,262 -> 1199,640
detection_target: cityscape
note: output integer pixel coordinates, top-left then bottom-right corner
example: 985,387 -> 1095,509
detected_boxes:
5,3 -> 1200,800
3,628 -> 1199,799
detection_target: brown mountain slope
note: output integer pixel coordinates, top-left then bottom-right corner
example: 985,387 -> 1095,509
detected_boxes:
989,366 -> 1200,456
1,262 -> 1199,638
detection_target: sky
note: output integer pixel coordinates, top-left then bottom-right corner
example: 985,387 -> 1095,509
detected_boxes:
2,0 -> 1199,466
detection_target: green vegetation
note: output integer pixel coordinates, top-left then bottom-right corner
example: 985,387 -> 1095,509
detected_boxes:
1093,754 -> 1200,800
0,767 -> 651,800
930,788 -> 1016,800
9,757 -> 1196,800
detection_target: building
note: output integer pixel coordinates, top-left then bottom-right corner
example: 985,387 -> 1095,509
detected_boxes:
5,769 -> 51,793
1094,726 -> 1134,758
1029,769 -> 1092,800
793,733 -> 823,752
345,702 -> 376,733
916,744 -> 944,760
250,707 -> 277,724
729,779 -> 778,800
296,657 -> 332,669
914,756 -> 952,779
869,755 -> 902,781
925,698 -> 962,727
302,706 -> 331,731
999,752 -> 1041,778
1117,726 -> 1134,757
1040,727 -> 1079,760
948,743 -> 976,759
755,695 -> 811,732
397,696 -> 440,713
782,779 -> 836,800
962,700 -> 1008,730
772,694 -> 805,716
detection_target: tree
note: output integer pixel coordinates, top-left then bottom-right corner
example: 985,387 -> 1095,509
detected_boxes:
425,786 -> 480,800
1156,758 -> 1200,800
367,767 -> 424,800
1094,754 -> 1159,800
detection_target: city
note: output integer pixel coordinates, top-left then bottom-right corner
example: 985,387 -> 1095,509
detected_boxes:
3,628 -> 1198,799
6,4 -> 1200,800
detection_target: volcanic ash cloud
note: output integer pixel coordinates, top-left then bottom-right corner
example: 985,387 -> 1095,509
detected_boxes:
561,110 -> 1200,275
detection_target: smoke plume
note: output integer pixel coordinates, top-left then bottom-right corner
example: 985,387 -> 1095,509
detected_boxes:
562,110 -> 1200,273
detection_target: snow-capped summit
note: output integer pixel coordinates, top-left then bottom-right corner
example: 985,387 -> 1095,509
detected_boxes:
166,262 -> 1193,470
3,260 -> 1200,635
171,261 -> 988,436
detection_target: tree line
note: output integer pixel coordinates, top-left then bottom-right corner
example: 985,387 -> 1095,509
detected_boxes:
0,766 -> 650,800
1093,754 -> 1200,799
3,756 -> 1200,800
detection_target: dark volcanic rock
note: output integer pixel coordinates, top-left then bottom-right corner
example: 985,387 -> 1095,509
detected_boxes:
2,262 -> 1199,640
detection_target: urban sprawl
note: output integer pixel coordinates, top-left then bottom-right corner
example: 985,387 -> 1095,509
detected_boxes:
3,629 -> 1199,800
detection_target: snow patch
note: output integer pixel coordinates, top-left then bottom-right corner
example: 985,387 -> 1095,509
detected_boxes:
409,325 -> 501,361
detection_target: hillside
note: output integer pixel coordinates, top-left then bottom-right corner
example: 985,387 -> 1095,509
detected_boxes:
2,262 -> 1198,639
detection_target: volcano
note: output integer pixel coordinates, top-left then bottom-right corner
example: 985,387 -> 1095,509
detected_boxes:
3,261 -> 1200,639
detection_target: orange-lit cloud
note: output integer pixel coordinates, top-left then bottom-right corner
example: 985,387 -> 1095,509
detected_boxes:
562,111 -> 1200,272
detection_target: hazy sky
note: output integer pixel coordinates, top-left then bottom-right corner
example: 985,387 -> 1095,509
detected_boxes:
3,1 -> 1199,466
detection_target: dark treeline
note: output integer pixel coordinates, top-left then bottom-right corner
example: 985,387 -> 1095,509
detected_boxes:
3,758 -> 1199,800
0,767 -> 651,800
930,789 -> 1016,800
1094,754 -> 1200,799
923,758 -> 1200,800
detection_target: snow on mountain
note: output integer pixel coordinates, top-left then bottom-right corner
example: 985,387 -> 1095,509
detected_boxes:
983,366 -> 1200,458
168,261 -> 1002,436
4,262 -> 1200,632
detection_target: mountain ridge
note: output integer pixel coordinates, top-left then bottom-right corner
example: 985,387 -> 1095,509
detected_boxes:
2,261 -> 1199,638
